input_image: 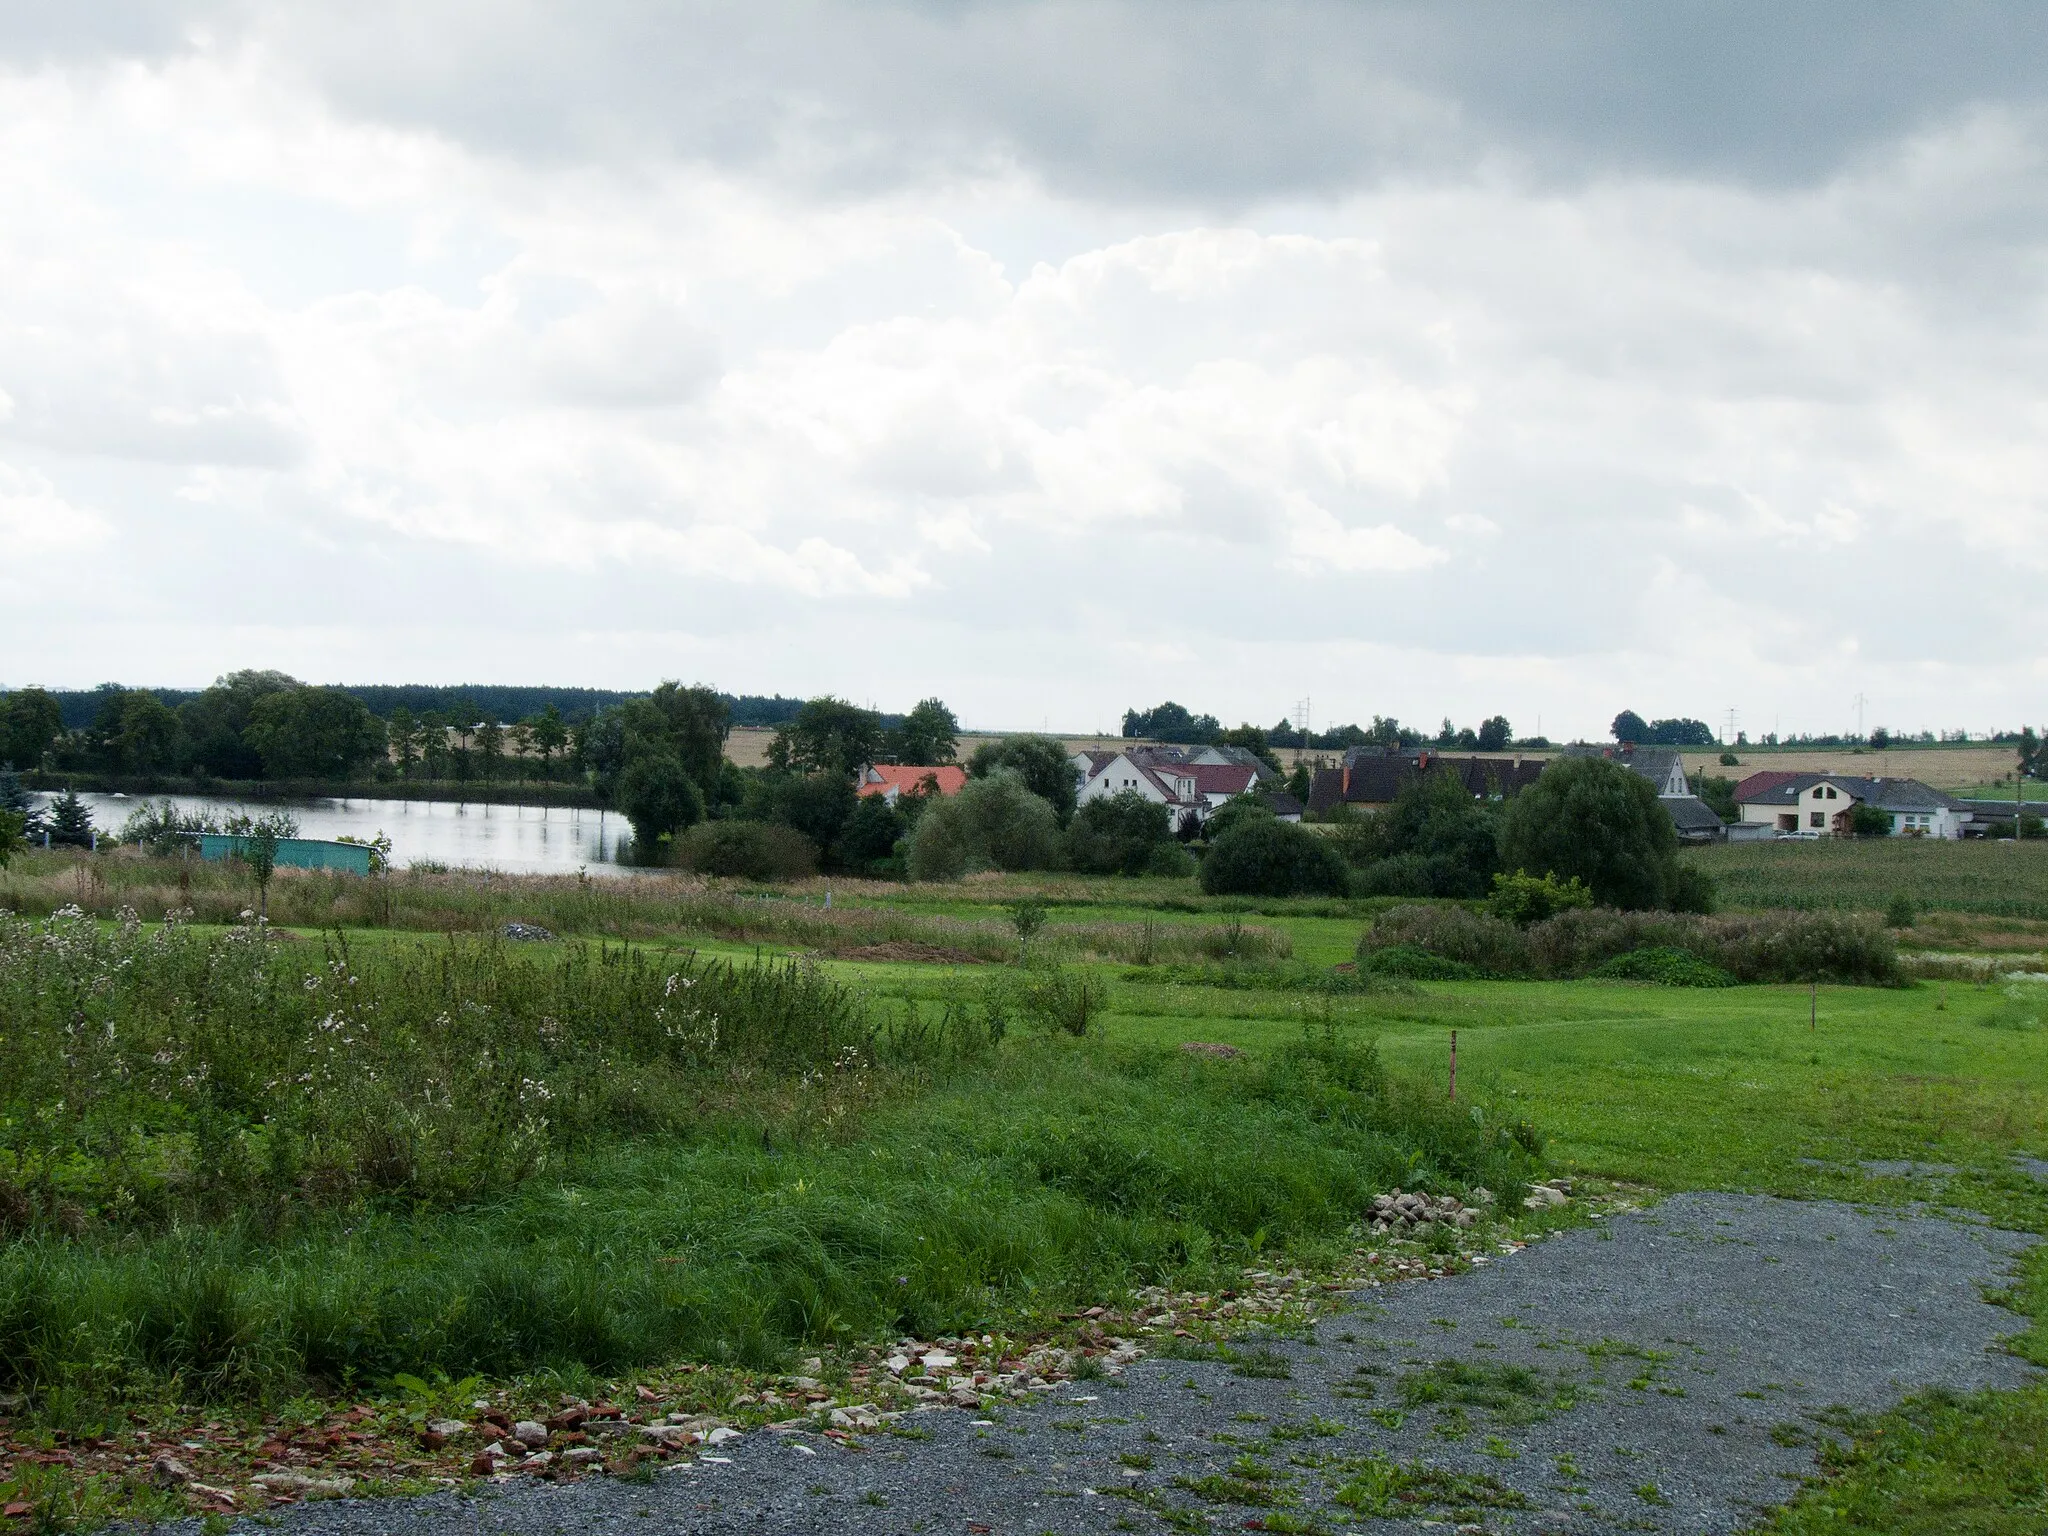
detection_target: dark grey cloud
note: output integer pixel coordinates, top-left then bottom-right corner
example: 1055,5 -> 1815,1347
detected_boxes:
44,1 -> 2037,200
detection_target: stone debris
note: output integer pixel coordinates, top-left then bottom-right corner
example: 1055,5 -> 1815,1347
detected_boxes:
150,1454 -> 192,1486
251,1472 -> 353,1498
1524,1181 -> 1572,1209
640,1424 -> 700,1448
500,922 -> 556,942
1369,1188 -> 1478,1232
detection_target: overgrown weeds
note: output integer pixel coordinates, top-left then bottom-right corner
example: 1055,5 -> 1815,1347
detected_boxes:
0,918 -> 1536,1412
1358,905 -> 1902,986
0,909 -> 891,1229
0,852 -> 1294,967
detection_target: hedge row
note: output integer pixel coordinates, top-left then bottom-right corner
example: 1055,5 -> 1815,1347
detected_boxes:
1357,904 -> 1902,986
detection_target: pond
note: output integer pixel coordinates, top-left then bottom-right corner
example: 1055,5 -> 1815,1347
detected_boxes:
29,791 -> 647,877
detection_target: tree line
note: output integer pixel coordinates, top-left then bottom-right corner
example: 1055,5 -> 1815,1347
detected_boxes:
1121,700 -> 1544,753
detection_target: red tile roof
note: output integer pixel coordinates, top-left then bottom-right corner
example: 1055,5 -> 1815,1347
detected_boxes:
1184,763 -> 1258,796
860,765 -> 966,798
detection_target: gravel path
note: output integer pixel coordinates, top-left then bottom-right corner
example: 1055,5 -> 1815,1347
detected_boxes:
197,1193 -> 2038,1536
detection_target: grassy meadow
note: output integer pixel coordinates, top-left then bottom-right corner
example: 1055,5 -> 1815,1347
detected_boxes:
3,844 -> 2047,1530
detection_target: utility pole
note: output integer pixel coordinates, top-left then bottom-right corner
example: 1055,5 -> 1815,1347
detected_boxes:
1723,708 -> 1738,747
1854,692 -> 1867,742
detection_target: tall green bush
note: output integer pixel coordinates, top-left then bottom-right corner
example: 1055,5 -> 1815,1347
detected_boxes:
907,770 -> 1061,880
1498,755 -> 1681,910
966,736 -> 1079,823
1340,770 -> 1501,898
1200,817 -> 1350,897
618,750 -> 704,848
1064,789 -> 1172,875
671,820 -> 819,880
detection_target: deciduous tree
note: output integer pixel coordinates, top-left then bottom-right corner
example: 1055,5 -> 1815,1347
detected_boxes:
618,751 -> 704,850
768,696 -> 881,780
889,697 -> 959,765
1199,816 -> 1350,897
967,734 -> 1078,823
908,770 -> 1061,880
0,687 -> 63,773
1498,755 -> 1681,911
244,687 -> 385,780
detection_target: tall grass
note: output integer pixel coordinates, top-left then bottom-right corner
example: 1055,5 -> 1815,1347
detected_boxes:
0,911 -> 1538,1409
0,1037 -> 1536,1408
0,910 -> 894,1228
0,852 -> 1292,964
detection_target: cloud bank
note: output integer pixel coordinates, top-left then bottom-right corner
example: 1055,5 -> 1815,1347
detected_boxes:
4,3 -> 2046,738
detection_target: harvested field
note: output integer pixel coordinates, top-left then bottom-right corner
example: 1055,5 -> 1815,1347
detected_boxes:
1679,743 -> 2018,788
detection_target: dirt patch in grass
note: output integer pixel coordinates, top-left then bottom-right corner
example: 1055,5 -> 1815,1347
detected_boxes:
831,941 -> 992,965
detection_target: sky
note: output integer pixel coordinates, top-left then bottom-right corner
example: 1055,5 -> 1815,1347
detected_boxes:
2,2 -> 2045,741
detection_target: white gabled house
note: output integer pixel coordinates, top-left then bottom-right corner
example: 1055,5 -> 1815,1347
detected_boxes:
1071,747 -> 1262,829
1733,772 -> 1972,839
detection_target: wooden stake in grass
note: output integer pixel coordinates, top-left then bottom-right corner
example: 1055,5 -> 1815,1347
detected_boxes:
1448,1028 -> 1458,1101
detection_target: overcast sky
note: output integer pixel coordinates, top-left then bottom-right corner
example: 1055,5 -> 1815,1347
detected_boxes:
3,3 -> 2045,739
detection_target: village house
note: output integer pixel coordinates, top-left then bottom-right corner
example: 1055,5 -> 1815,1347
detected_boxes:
1070,745 -> 1282,829
856,763 -> 967,807
1733,772 -> 1971,839
1305,747 -> 1546,818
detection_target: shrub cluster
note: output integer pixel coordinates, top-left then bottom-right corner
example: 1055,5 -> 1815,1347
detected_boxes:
1588,945 -> 1736,988
1200,816 -> 1351,897
907,770 -> 1062,880
671,819 -> 820,880
1358,903 -> 1902,985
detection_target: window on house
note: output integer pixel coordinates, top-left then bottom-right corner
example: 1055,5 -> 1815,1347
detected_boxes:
1810,811 -> 1825,828
1823,787 -> 1837,799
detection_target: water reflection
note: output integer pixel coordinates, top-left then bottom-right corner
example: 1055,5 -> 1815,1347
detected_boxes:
31,791 -> 648,877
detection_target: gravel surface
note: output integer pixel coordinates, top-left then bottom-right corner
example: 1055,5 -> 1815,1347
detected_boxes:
183,1193 -> 2038,1536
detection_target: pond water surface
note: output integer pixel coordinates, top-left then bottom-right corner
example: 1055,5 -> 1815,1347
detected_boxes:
29,791 -> 644,877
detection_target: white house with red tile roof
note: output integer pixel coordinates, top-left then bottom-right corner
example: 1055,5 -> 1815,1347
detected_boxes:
1071,747 -> 1260,827
857,764 -> 967,807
